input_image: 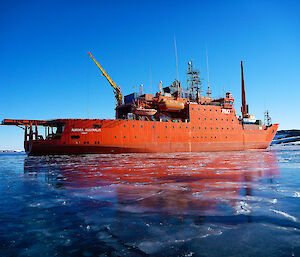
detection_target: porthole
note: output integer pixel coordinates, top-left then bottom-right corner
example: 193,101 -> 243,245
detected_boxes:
141,125 -> 143,128
133,125 -> 134,128
135,136 -> 137,138
199,127 -> 200,129
166,136 -> 167,138
115,136 -> 117,138
153,125 -> 154,128
165,126 -> 167,128
124,125 -> 126,128
124,136 -> 126,138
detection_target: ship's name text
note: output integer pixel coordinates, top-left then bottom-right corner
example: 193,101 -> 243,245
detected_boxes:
71,128 -> 101,132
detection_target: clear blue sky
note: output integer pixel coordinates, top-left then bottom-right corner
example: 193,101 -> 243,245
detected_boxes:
1,0 -> 299,150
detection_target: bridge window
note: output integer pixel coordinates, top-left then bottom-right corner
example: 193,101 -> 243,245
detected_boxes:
93,124 -> 102,128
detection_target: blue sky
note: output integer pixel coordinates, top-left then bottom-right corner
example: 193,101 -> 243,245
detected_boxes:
0,0 -> 299,150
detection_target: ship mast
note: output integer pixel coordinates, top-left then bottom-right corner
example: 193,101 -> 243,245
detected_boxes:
88,52 -> 123,106
241,61 -> 248,118
206,49 -> 211,97
187,60 -> 202,101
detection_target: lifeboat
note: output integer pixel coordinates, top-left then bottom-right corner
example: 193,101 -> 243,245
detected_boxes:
134,108 -> 157,116
158,99 -> 185,112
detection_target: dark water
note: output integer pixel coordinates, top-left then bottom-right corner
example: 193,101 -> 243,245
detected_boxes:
1,147 -> 300,256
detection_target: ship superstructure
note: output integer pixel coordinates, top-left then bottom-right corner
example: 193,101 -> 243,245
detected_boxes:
1,53 -> 278,155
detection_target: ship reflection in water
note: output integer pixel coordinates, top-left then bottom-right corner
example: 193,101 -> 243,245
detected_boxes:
24,151 -> 279,216
2,149 -> 300,256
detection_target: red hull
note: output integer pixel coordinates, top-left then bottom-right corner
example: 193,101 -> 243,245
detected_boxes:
21,104 -> 278,155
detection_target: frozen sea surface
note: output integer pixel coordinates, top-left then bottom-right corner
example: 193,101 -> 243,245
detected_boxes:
1,146 -> 300,256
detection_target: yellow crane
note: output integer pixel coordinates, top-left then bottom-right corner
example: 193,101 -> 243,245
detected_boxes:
88,52 -> 123,106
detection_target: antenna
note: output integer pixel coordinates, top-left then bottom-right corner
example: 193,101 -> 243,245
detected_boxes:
174,35 -> 179,82
140,84 -> 143,95
149,64 -> 152,93
159,81 -> 163,94
86,67 -> 90,119
205,47 -> 211,97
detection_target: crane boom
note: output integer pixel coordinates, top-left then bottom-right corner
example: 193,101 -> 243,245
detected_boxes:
88,52 -> 123,106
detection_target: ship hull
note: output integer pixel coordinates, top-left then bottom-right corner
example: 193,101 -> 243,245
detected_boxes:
27,142 -> 271,156
17,104 -> 278,155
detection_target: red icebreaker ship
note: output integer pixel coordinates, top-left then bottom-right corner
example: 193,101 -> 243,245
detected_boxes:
1,53 -> 278,155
